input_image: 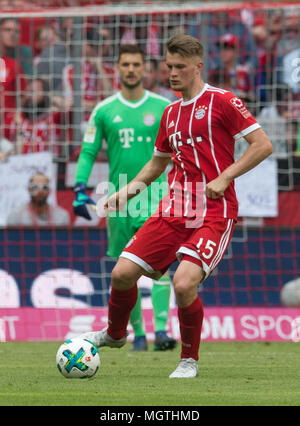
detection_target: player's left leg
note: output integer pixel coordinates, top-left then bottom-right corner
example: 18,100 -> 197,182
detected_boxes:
169,217 -> 236,378
169,259 -> 205,378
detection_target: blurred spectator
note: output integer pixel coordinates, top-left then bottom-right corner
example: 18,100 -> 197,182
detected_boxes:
0,0 -> 35,10
209,33 -> 255,103
97,27 -> 119,91
0,55 -> 26,122
4,78 -> 62,155
7,172 -> 70,226
36,22 -> 69,92
209,68 -> 231,91
0,110 -> 14,162
257,86 -> 289,157
250,16 -> 268,86
120,15 -> 157,57
281,89 -> 300,155
0,18 -> 34,76
189,9 -> 257,72
62,29 -> 113,116
34,25 -> 60,67
0,100 -> 14,161
250,16 -> 276,104
54,27 -> 115,144
276,14 -> 300,93
144,58 -> 179,102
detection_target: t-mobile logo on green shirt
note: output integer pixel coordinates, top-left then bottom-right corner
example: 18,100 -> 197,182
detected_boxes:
119,128 -> 152,148
119,128 -> 134,148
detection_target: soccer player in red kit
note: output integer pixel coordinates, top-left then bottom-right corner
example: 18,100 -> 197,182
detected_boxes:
80,34 -> 273,378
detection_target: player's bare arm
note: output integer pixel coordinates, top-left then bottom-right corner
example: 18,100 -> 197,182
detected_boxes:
104,154 -> 171,211
206,128 -> 273,199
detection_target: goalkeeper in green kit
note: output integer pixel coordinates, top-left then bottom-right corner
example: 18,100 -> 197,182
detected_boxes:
73,44 -> 177,351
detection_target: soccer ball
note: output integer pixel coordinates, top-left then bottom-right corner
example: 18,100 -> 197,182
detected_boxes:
280,278 -> 300,307
56,338 -> 100,378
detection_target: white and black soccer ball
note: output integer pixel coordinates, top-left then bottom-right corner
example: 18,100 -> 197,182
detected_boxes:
56,338 -> 100,378
280,278 -> 300,307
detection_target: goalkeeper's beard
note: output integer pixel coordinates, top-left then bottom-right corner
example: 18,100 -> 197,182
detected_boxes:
121,77 -> 143,90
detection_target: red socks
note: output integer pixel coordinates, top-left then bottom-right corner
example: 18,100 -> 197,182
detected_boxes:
178,297 -> 204,361
107,284 -> 204,360
107,284 -> 138,340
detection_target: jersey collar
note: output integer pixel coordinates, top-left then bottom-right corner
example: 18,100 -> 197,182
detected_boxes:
117,90 -> 149,108
181,83 -> 208,106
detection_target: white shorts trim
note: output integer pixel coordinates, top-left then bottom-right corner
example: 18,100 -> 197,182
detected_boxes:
120,251 -> 155,274
176,247 -> 210,279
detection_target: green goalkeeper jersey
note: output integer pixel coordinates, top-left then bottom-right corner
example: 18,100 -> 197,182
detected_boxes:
75,90 -> 170,218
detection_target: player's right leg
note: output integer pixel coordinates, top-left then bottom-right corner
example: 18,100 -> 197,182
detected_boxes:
80,257 -> 149,348
169,217 -> 236,378
108,214 -> 148,351
94,215 -> 179,355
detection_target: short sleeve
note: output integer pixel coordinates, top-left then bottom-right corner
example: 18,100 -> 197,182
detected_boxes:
220,92 -> 260,141
154,108 -> 172,157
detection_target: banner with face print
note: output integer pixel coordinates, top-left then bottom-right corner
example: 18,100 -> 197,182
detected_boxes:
0,152 -> 56,226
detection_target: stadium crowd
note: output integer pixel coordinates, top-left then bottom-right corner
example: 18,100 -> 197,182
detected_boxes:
0,3 -> 299,226
0,7 -> 299,159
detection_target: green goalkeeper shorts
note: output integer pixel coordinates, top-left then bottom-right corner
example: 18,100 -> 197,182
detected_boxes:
106,213 -> 148,258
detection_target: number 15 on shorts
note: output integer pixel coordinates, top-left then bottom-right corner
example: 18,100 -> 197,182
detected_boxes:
196,238 -> 217,259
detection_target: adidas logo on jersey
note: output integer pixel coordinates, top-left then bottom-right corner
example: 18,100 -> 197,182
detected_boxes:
168,120 -> 175,129
113,115 -> 123,123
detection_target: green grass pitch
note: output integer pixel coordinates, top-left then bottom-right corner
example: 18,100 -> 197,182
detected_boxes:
0,341 -> 299,406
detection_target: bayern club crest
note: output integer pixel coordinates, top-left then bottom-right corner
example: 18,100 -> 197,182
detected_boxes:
143,114 -> 155,126
195,105 -> 207,119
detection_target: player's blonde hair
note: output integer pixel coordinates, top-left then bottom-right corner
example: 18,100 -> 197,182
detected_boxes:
167,34 -> 203,59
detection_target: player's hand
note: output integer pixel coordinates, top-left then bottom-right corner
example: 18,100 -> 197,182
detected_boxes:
104,186 -> 128,212
73,182 -> 96,220
206,175 -> 231,200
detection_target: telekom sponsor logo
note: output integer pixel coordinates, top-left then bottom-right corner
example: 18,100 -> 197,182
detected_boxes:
0,307 -> 300,343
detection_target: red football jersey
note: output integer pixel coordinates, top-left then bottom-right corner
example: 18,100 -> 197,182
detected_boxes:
63,62 -> 99,103
154,83 -> 261,221
5,111 -> 61,154
0,57 -> 26,116
63,61 -> 119,103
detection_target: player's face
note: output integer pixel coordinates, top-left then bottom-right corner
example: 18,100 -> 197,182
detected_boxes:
166,51 -> 203,93
118,53 -> 146,89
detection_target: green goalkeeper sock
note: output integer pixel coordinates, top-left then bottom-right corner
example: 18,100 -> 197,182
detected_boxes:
151,276 -> 171,333
129,288 -> 145,337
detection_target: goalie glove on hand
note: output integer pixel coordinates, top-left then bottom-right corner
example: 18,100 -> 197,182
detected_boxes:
73,182 -> 96,220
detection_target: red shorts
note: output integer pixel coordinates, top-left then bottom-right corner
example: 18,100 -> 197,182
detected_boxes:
120,215 -> 235,280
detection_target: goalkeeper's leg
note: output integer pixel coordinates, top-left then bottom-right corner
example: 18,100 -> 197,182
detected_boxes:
129,288 -> 148,351
152,275 -> 177,351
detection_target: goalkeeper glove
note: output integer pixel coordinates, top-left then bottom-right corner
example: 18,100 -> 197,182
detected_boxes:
73,182 -> 96,220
